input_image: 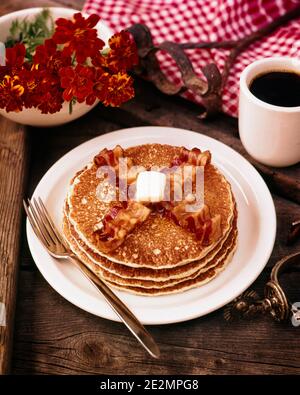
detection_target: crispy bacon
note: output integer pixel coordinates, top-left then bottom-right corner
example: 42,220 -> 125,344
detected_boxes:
171,147 -> 211,167
94,201 -> 151,252
165,147 -> 219,244
170,201 -> 221,245
94,145 -> 122,168
94,145 -> 136,198
94,145 -> 133,169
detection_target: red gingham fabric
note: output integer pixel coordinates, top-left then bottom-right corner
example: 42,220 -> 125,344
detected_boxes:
83,0 -> 300,117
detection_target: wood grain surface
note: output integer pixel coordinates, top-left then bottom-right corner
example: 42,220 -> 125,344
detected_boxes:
0,119 -> 27,374
0,0 -> 299,375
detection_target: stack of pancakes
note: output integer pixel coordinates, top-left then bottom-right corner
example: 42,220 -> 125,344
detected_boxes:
63,144 -> 238,296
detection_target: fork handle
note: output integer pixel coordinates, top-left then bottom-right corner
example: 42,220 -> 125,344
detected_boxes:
69,256 -> 160,359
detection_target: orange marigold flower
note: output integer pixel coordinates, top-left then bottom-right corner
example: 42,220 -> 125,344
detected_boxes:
102,72 -> 135,107
37,87 -> 64,114
85,68 -> 108,105
91,52 -> 108,69
33,39 -> 71,72
0,15 -> 137,114
18,68 -> 39,109
20,66 -> 64,114
86,70 -> 135,107
0,43 -> 26,81
59,64 -> 95,103
53,13 -> 104,64
0,74 -> 24,112
93,31 -> 138,73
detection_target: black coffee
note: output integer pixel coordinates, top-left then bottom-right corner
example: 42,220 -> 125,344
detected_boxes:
249,71 -> 300,107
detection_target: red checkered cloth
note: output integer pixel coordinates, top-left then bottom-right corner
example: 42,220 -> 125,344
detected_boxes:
83,0 -> 300,117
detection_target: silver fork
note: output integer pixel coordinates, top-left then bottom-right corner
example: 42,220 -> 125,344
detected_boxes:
23,197 -> 160,359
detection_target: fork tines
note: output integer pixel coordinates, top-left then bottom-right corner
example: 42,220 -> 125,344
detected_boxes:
23,197 -> 66,250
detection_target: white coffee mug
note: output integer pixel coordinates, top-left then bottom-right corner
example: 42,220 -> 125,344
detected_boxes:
239,57 -> 300,167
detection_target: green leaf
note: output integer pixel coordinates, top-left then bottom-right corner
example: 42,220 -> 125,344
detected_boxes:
5,8 -> 54,60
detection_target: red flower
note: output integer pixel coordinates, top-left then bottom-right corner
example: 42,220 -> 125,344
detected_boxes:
6,43 -> 26,69
85,68 -> 108,105
92,31 -> 138,73
33,39 -> 71,72
107,31 -> 138,72
91,52 -> 107,69
53,13 -> 104,63
37,87 -> 64,114
0,13 -> 137,114
59,64 -> 94,102
0,74 -> 24,112
101,72 -> 135,107
0,43 -> 26,80
85,70 -> 135,107
20,66 -> 64,114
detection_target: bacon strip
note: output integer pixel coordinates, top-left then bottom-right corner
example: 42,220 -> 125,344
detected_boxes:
165,147 -> 220,244
171,147 -> 211,167
94,201 -> 151,252
93,146 -> 149,252
170,201 -> 221,245
94,145 -> 128,168
94,145 -> 138,186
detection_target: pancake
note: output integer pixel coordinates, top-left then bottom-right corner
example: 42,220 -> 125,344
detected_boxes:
63,212 -> 237,289
67,144 -> 235,268
64,201 -> 236,281
104,239 -> 237,295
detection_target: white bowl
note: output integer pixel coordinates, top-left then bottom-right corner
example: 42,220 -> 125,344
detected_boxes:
0,7 -> 112,127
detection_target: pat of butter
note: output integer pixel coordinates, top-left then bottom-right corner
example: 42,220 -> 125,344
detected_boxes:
135,171 -> 166,202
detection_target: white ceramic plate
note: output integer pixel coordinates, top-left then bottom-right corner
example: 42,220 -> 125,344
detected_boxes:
27,126 -> 276,325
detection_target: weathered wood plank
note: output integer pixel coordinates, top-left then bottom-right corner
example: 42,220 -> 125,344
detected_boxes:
12,260 -> 300,375
0,119 -> 28,374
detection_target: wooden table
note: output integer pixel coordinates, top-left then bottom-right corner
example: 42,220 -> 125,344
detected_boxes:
1,0 -> 300,375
